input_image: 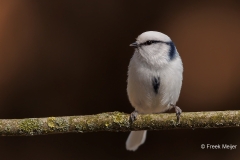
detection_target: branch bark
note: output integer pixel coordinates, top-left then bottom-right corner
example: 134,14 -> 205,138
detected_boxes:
0,111 -> 240,136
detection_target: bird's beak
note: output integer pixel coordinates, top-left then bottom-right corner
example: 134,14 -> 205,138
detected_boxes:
130,42 -> 138,48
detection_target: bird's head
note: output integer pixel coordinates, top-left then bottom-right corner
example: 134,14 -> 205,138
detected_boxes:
130,31 -> 178,68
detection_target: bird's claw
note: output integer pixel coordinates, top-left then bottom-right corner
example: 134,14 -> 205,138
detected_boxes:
171,104 -> 182,123
130,110 -> 138,122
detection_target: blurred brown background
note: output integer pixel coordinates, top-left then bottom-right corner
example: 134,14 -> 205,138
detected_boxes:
0,0 -> 240,159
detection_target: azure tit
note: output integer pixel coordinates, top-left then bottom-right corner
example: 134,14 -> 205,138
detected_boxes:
126,31 -> 183,151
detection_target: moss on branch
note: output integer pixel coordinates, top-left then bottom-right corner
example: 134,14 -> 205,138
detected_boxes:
0,111 -> 240,136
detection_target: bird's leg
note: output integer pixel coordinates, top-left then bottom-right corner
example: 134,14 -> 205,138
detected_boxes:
130,110 -> 138,122
170,104 -> 182,123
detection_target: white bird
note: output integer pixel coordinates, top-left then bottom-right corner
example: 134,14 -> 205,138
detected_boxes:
126,31 -> 183,151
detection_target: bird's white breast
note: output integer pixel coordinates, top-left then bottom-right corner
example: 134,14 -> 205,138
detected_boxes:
127,52 -> 183,114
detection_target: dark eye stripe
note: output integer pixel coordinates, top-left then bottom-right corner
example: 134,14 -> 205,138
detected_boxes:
141,40 -> 161,46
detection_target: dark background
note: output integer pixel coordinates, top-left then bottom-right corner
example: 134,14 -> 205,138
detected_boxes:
0,0 -> 240,159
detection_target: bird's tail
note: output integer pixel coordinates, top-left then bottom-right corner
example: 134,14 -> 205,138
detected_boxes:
126,130 -> 147,151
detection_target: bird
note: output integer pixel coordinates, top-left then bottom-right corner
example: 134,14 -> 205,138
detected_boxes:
126,31 -> 183,151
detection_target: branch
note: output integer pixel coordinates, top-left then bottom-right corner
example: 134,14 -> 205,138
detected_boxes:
0,111 -> 240,136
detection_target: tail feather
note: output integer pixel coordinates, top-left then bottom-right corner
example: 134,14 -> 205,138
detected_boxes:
126,130 -> 147,151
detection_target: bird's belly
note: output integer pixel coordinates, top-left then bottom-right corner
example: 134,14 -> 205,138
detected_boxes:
131,92 -> 170,114
127,76 -> 170,114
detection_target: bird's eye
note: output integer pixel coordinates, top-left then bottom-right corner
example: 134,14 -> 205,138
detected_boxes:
146,41 -> 152,45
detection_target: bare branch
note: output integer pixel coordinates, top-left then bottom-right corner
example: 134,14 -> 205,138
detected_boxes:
0,111 -> 240,136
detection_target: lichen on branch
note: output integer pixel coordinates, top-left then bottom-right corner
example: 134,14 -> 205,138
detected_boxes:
0,111 -> 240,136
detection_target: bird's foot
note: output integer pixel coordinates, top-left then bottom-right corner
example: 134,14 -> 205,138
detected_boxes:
170,104 -> 182,123
130,110 -> 138,122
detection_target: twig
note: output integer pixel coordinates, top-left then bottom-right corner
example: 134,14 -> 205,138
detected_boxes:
0,111 -> 240,136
